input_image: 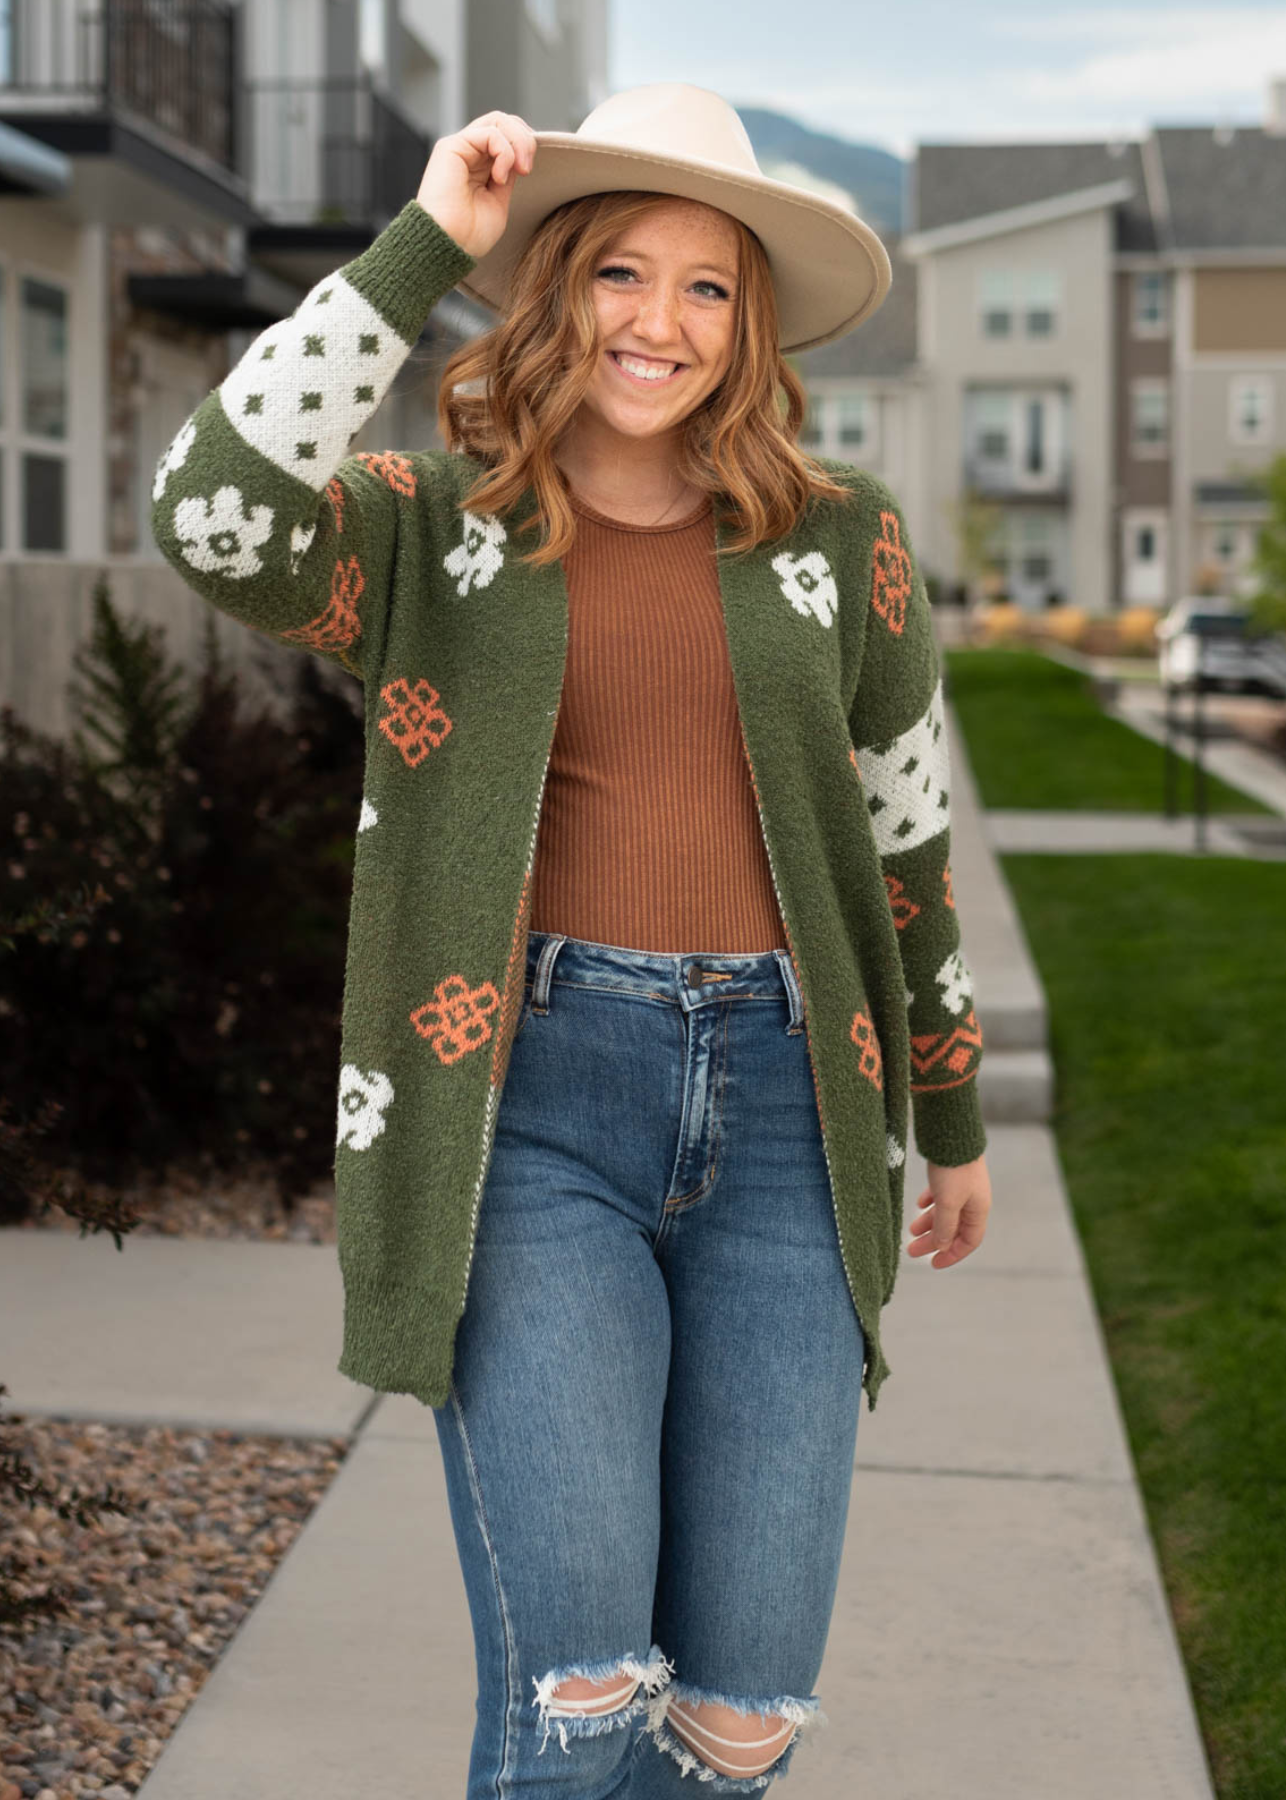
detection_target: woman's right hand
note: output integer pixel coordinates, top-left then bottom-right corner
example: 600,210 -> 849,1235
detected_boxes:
415,111 -> 538,261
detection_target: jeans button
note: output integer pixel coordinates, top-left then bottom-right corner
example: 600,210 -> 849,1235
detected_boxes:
687,964 -> 704,986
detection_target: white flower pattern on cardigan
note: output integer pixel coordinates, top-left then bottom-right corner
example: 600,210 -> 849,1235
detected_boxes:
358,798 -> 378,832
289,520 -> 317,575
151,418 -> 197,502
174,486 -> 275,580
771,549 -> 837,628
337,1064 -> 394,1151
935,949 -> 973,1015
444,512 -> 507,595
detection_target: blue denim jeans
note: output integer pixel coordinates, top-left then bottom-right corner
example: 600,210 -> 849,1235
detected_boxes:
431,929 -> 866,1797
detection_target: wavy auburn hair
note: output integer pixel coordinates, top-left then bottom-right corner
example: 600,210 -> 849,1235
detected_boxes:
436,189 -> 856,565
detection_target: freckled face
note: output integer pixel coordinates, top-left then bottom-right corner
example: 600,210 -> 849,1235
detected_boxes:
578,198 -> 741,440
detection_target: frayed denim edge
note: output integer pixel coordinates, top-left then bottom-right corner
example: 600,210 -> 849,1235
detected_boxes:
641,1679 -> 828,1792
532,1643 -> 676,1755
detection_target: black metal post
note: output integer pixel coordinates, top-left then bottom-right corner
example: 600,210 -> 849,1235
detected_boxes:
1163,673 -> 1179,818
1192,637 -> 1207,853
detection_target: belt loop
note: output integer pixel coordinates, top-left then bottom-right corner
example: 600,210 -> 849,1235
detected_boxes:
773,948 -> 805,1035
531,933 -> 566,1013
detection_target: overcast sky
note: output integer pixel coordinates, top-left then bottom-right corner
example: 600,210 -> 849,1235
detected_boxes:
609,3 -> 1286,159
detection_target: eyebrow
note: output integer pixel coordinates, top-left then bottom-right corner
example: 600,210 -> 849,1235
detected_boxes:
601,246 -> 738,282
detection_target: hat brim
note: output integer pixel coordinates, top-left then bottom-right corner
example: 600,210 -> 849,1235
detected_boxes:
452,131 -> 893,354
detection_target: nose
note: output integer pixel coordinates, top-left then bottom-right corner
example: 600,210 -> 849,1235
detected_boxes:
631,283 -> 683,345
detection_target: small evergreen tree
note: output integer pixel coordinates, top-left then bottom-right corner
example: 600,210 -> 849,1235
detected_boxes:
66,572 -> 196,830
1242,453 -> 1286,636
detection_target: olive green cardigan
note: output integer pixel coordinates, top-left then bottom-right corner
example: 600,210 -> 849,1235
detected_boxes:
150,199 -> 986,1412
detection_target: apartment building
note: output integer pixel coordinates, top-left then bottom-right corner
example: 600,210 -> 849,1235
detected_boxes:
795,77 -> 1286,614
0,0 -> 606,731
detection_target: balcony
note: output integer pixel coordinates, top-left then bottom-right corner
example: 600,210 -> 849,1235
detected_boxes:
963,453 -> 1072,506
244,77 -> 431,286
0,0 -> 251,225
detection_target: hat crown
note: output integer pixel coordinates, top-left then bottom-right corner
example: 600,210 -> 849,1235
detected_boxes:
574,82 -> 761,177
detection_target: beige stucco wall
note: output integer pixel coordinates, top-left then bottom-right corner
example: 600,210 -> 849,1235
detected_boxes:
916,205 -> 1115,609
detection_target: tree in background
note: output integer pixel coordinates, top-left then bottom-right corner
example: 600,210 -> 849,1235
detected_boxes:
1243,453 -> 1286,636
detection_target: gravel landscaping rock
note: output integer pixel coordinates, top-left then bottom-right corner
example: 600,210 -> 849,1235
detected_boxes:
2,1168 -> 344,1797
0,1415 -> 349,1798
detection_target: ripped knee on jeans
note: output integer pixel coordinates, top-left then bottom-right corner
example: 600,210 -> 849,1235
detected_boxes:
643,1678 -> 828,1792
532,1644 -> 675,1755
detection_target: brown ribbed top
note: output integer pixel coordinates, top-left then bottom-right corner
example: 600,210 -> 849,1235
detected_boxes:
527,488 -> 787,954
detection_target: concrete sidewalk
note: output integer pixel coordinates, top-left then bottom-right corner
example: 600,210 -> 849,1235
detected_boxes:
0,701 -> 1218,1799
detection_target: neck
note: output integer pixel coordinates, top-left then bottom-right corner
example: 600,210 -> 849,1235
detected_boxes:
553,413 -> 693,517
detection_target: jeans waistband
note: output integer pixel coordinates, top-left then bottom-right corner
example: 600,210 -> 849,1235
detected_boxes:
524,929 -> 805,1032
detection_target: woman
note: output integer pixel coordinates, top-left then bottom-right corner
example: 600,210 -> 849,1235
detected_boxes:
153,82 -> 992,1797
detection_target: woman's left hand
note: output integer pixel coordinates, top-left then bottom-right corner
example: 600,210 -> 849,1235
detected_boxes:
905,1154 -> 992,1268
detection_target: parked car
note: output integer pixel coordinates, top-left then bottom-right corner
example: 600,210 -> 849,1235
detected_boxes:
1155,597 -> 1286,698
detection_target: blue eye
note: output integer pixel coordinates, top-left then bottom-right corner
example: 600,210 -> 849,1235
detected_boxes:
595,265 -> 730,300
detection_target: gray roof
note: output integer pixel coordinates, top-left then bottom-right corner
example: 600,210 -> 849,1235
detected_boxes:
792,234 -> 919,378
910,125 -> 1286,257
1153,127 -> 1286,249
910,139 -> 1158,252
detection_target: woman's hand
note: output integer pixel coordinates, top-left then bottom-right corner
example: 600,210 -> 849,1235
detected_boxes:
415,110 -> 538,261
905,1154 -> 992,1268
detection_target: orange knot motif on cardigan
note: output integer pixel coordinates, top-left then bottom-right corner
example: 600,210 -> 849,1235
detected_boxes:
411,975 -> 502,1064
883,872 -> 921,931
358,451 -> 417,497
871,509 -> 911,635
850,1009 -> 884,1089
378,676 -> 453,766
282,554 -> 364,652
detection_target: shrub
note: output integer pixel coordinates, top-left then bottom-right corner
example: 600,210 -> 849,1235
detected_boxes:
0,583 -> 363,1218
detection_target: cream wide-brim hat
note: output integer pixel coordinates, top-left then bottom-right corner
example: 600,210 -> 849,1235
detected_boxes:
455,82 -> 893,355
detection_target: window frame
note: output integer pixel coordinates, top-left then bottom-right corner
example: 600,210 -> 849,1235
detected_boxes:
1129,378 -> 1170,459
1131,270 -> 1170,338
0,250 -> 73,558
1228,376 -> 1273,447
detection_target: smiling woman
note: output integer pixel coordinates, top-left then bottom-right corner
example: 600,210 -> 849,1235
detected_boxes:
149,79 -> 992,1799
435,183 -> 852,548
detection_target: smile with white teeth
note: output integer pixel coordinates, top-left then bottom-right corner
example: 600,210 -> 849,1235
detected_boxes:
609,350 -> 684,382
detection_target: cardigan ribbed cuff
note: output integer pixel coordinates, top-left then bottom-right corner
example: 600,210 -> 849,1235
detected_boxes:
344,198 -> 479,346
911,1077 -> 988,1167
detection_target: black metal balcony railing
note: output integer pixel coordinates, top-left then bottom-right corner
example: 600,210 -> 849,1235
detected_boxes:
0,0 -> 238,173
963,453 -> 1073,499
245,78 -> 430,228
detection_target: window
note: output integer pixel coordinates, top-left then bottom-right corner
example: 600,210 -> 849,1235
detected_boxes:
23,279 -> 68,439
1213,524 -> 1241,562
1229,377 -> 1273,445
1132,271 -> 1170,334
800,394 -> 824,445
1023,272 -> 1059,337
837,394 -> 867,446
1136,525 -> 1156,561
972,390 -> 1011,462
979,270 -> 1013,338
0,264 -> 71,553
979,269 -> 1060,338
1023,398 -> 1046,475
1130,381 -> 1169,454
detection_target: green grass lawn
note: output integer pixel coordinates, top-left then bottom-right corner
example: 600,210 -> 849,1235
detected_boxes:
943,644 -> 1277,814
999,851 -> 1286,1799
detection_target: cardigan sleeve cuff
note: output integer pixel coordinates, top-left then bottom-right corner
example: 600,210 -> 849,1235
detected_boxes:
911,1078 -> 988,1167
343,198 -> 479,344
